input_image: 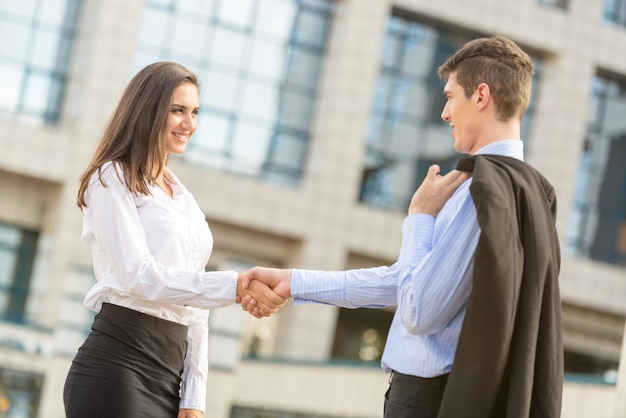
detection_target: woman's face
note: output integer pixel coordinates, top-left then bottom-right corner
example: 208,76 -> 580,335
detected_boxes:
163,82 -> 199,157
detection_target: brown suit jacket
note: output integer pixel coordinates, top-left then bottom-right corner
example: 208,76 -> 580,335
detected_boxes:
437,154 -> 563,418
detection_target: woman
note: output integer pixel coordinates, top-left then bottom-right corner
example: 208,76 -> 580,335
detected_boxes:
64,62 -> 284,418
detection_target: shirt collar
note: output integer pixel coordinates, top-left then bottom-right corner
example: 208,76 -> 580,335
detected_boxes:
474,139 -> 524,161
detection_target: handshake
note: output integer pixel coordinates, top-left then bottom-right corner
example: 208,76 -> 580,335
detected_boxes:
236,267 -> 292,318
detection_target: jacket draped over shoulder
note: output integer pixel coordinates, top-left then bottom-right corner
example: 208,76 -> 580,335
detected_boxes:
438,154 -> 563,418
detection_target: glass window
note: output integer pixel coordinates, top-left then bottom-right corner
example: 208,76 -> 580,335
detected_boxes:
603,0 -> 626,26
231,121 -> 273,175
331,308 -> 394,363
54,268 -> 96,356
0,223 -> 38,324
210,27 -> 247,70
179,0 -> 214,17
216,0 -> 254,28
0,369 -> 43,418
249,38 -> 287,81
201,69 -> 240,113
360,15 -> 542,211
255,0 -> 297,39
538,0 -> 568,10
231,406 -> 339,418
0,0 -> 80,125
194,112 -> 233,151
134,0 -> 333,186
568,74 -> 626,266
241,81 -> 280,122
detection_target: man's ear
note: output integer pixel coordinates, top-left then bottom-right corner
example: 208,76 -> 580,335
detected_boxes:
474,82 -> 491,110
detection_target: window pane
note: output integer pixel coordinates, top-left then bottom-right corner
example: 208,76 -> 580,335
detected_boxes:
268,133 -> 306,170
23,73 -> 53,113
286,47 -> 320,89
0,224 -> 38,322
0,369 -> 43,418
37,0 -> 69,27
217,0 -> 254,28
569,74 -> 626,265
30,30 -> 62,71
294,8 -> 328,48
131,51 -> 161,74
391,78 -> 429,120
0,21 -> 29,61
194,112 -> 231,151
0,64 -> 23,111
137,7 -> 169,49
0,0 -> 37,18
241,81 -> 279,122
279,90 -> 312,130
210,27 -> 247,70
254,0 -> 297,39
232,121 -> 273,174
249,38 -> 286,80
603,0 -> 626,26
171,18 -> 210,58
202,70 -> 240,112
178,0 -> 215,17
0,251 -> 16,287
538,0 -> 568,9
401,29 -> 438,79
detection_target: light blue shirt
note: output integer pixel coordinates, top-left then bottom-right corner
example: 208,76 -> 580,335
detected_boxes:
291,140 -> 524,377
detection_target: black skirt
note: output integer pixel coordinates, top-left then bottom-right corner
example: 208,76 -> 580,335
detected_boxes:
63,303 -> 189,418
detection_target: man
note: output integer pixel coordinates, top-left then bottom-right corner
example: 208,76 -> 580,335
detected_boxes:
242,35 -> 563,418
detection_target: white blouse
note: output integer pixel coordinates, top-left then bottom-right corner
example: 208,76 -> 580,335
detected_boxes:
81,161 -> 237,411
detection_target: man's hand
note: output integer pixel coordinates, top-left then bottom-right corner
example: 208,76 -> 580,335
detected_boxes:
237,274 -> 286,318
239,267 -> 292,317
408,164 -> 469,216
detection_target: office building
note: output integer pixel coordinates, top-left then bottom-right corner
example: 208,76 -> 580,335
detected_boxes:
1,0 -> 625,416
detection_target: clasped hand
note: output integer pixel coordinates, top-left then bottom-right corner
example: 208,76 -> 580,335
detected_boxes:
236,267 -> 292,318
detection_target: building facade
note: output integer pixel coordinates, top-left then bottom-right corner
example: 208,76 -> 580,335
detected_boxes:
1,0 -> 626,417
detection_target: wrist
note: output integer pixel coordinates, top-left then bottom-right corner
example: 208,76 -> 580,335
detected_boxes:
236,275 -> 247,299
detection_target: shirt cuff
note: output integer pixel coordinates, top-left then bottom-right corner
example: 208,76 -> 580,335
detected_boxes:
179,376 -> 207,413
199,270 -> 238,309
397,214 -> 435,267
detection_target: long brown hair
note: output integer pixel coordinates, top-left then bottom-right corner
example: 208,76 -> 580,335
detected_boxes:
77,62 -> 199,208
437,35 -> 533,121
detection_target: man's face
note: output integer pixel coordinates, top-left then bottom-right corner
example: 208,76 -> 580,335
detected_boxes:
440,72 -> 480,154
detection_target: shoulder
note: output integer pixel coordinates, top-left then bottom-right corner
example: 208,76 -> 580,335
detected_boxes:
90,161 -> 127,188
472,156 -> 556,208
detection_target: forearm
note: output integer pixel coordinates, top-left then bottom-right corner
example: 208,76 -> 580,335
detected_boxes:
292,266 -> 397,308
397,198 -> 479,334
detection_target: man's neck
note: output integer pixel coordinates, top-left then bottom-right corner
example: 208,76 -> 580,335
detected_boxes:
470,119 -> 520,155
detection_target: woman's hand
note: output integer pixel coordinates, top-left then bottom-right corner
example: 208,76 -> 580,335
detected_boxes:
178,408 -> 203,418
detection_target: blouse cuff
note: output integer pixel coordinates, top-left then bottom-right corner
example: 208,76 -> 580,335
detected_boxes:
199,270 -> 238,308
179,377 -> 207,412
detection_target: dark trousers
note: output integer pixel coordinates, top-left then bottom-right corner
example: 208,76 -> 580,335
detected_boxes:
384,371 -> 449,418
